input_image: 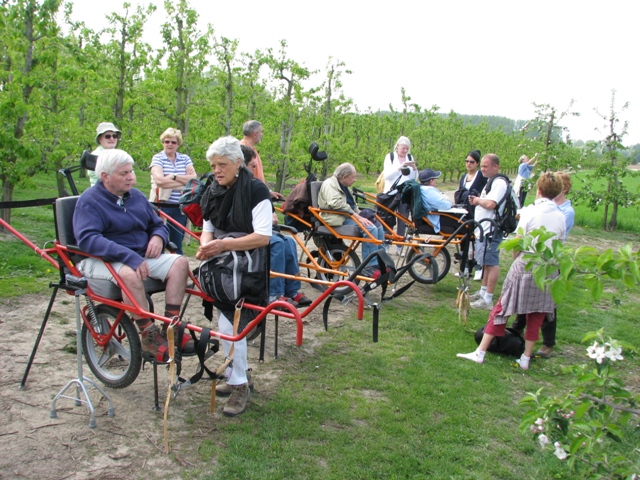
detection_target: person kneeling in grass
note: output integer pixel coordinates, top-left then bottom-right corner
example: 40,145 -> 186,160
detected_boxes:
457,172 -> 566,370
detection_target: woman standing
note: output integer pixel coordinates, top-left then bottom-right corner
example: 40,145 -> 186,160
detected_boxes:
457,172 -> 566,370
381,136 -> 418,251
196,136 -> 272,417
150,128 -> 197,255
89,122 -> 121,187
511,171 -> 575,358
456,150 -> 487,219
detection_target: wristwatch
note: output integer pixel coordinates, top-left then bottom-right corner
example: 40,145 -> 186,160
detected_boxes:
172,174 -> 177,181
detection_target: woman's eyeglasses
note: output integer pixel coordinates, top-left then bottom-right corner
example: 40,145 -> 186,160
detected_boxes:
103,134 -> 119,140
465,159 -> 477,163
163,140 -> 178,145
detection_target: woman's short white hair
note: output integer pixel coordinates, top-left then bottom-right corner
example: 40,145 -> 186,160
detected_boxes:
395,136 -> 411,151
519,155 -> 528,163
206,136 -> 243,165
95,149 -> 134,178
334,162 -> 356,179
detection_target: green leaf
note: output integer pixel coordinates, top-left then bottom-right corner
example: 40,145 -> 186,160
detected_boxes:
551,280 -> 567,303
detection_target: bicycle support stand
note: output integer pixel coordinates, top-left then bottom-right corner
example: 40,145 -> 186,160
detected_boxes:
50,283 -> 115,428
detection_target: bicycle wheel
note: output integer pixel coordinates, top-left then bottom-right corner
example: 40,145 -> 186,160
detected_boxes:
406,245 -> 450,283
81,304 -> 142,389
317,243 -> 361,295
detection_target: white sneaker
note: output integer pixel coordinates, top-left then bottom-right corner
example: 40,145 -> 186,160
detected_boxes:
456,351 -> 484,364
470,298 -> 493,310
516,355 -> 530,370
473,269 -> 483,281
469,291 -> 485,302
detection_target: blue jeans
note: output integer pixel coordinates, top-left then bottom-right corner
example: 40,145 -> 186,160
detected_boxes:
269,233 -> 301,298
344,218 -> 385,267
160,205 -> 187,255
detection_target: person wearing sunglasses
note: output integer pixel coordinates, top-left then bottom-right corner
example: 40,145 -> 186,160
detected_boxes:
89,122 -> 122,187
455,150 -> 487,280
149,128 -> 197,254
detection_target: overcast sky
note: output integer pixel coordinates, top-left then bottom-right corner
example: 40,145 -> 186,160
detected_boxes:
69,0 -> 639,145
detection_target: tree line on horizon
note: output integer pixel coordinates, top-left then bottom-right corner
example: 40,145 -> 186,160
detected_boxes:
2,0 -> 638,229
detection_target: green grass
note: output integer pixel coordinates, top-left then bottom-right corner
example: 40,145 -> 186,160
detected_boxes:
2,166 -> 640,478
184,252 -> 640,479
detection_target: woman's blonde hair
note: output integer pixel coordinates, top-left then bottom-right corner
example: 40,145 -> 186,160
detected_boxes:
160,128 -> 183,145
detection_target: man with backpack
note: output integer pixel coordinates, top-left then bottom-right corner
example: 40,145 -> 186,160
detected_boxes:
468,153 -> 509,310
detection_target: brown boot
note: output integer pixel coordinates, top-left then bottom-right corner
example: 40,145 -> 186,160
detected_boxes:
140,323 -> 169,362
223,383 -> 251,417
536,345 -> 553,359
216,369 -> 253,397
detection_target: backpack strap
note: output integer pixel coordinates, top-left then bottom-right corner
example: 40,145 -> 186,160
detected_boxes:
484,174 -> 511,209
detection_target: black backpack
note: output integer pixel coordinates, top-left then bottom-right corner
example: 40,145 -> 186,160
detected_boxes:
484,174 -> 520,236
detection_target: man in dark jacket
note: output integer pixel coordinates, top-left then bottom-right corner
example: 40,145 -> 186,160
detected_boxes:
73,149 -> 191,360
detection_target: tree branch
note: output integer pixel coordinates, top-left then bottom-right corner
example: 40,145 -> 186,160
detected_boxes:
581,394 -> 640,416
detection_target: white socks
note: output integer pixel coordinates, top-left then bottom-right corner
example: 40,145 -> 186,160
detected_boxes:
516,354 -> 530,370
457,349 -> 485,364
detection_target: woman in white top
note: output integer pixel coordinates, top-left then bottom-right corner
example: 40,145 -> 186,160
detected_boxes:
380,136 -> 418,249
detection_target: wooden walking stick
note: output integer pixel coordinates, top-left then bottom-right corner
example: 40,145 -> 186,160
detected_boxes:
164,322 -> 176,454
210,301 -> 243,414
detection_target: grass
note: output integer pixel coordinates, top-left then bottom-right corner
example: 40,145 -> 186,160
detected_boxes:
2,166 -> 640,478
182,243 -> 640,479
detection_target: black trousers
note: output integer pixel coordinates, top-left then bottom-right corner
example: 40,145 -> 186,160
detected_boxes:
511,309 -> 557,347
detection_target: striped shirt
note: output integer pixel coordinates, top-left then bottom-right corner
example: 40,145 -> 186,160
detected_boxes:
150,151 -> 193,203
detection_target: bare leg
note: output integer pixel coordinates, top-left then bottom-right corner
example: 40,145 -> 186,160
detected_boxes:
484,264 -> 500,295
117,265 -> 149,320
164,256 -> 189,306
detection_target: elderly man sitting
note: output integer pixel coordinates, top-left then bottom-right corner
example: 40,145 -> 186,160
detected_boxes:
73,149 -> 192,361
418,168 -> 453,233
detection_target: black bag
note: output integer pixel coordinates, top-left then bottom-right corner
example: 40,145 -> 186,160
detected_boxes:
484,174 -> 520,236
198,233 -> 268,309
474,326 -> 525,357
375,174 -> 404,228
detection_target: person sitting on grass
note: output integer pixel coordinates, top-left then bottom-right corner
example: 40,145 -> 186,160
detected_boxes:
457,172 -> 566,370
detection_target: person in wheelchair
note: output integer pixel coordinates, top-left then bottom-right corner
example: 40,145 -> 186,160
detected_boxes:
318,162 -> 385,278
418,168 -> 453,234
72,149 -> 193,361
242,145 -> 313,308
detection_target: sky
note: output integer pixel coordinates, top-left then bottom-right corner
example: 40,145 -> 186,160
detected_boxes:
68,0 -> 639,145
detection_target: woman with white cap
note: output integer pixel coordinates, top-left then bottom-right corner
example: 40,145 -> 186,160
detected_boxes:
89,122 -> 121,186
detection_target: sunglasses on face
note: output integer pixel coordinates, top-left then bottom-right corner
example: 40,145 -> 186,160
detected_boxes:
465,159 -> 476,163
163,140 -> 178,145
103,134 -> 119,140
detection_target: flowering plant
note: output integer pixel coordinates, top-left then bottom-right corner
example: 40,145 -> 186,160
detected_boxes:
520,330 -> 639,478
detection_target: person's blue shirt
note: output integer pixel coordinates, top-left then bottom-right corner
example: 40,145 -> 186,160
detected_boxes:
420,185 -> 453,233
518,162 -> 534,179
557,199 -> 575,241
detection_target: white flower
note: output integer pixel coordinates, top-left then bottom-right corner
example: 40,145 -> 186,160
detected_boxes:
587,342 -> 607,364
605,343 -> 623,362
538,434 -> 550,448
535,418 -> 545,426
554,442 -> 568,460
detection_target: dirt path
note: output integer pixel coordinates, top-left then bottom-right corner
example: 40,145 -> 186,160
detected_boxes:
0,275 -> 357,479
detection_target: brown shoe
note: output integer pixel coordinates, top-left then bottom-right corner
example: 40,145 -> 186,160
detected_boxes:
140,323 -> 169,362
536,345 -> 553,359
216,369 -> 253,396
223,383 -> 251,417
